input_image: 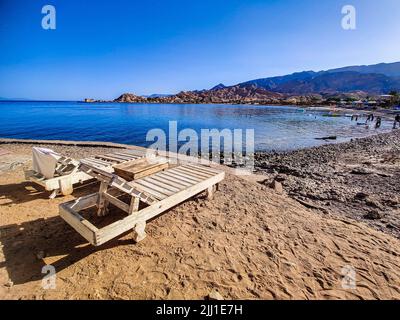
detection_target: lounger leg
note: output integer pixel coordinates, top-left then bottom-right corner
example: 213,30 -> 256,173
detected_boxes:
59,178 -> 73,196
129,197 -> 140,214
133,221 -> 147,243
49,189 -> 60,199
206,185 -> 214,199
97,182 -> 109,216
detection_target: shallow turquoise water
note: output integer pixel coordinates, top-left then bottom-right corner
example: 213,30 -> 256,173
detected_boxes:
0,101 -> 392,151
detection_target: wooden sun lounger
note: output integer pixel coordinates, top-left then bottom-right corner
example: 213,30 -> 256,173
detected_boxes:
24,149 -> 148,198
59,162 -> 225,246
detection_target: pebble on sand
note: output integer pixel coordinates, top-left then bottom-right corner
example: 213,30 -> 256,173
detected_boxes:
208,289 -> 224,300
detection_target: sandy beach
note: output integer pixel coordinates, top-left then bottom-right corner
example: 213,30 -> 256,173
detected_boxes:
0,135 -> 400,300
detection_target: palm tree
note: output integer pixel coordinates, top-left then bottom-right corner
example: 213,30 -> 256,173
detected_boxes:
388,91 -> 400,106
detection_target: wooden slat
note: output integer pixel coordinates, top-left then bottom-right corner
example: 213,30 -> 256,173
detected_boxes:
185,163 -> 222,174
153,172 -> 192,187
165,169 -> 202,182
171,167 -> 208,181
119,149 -> 147,157
143,176 -> 182,192
160,171 -> 198,185
102,192 -> 130,213
85,157 -> 111,166
174,166 -> 212,179
106,153 -> 131,161
129,181 -> 168,200
134,179 -> 175,196
80,159 -> 104,168
181,164 -> 217,177
95,155 -> 123,163
110,152 -> 135,160
113,152 -> 140,160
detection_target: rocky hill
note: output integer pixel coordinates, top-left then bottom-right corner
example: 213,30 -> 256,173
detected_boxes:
114,93 -> 147,103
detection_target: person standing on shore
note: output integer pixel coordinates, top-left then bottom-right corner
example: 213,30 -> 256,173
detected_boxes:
375,116 -> 382,129
394,114 -> 400,129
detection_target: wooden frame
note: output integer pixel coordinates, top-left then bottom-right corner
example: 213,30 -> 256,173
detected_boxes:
113,157 -> 169,181
24,150 -> 146,198
59,163 -> 225,246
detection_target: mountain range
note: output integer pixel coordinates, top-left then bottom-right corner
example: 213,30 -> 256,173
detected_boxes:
238,62 -> 400,95
106,61 -> 400,104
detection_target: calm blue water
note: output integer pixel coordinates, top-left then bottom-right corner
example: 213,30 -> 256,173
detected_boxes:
0,101 -> 392,152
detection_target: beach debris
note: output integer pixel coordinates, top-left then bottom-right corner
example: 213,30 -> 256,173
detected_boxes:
208,289 -> 224,300
315,136 -> 337,140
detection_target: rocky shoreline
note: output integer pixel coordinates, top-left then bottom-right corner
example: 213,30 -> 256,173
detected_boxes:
255,130 -> 400,239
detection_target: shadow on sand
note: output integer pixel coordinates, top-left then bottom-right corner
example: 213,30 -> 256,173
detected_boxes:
0,180 -> 135,285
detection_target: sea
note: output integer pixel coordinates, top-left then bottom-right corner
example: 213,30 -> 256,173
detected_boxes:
0,101 -> 393,152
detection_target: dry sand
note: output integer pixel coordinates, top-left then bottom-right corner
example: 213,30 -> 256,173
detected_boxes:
0,142 -> 399,300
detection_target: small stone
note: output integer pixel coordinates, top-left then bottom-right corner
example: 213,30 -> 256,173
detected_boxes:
5,280 -> 13,288
208,289 -> 224,300
351,168 -> 372,175
266,250 -> 275,259
354,192 -> 368,200
192,216 -> 199,224
36,251 -> 46,260
283,261 -> 297,268
262,224 -> 270,232
364,211 -> 383,220
365,197 -> 382,209
274,174 -> 286,182
270,180 -> 283,194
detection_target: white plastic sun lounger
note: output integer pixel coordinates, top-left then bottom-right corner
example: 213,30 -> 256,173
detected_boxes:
59,162 -> 225,246
25,148 -> 148,198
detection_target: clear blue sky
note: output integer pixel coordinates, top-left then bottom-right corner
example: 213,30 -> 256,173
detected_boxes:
1,0 -> 399,100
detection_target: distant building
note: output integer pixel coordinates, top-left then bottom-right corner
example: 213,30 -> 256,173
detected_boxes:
353,100 -> 363,106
